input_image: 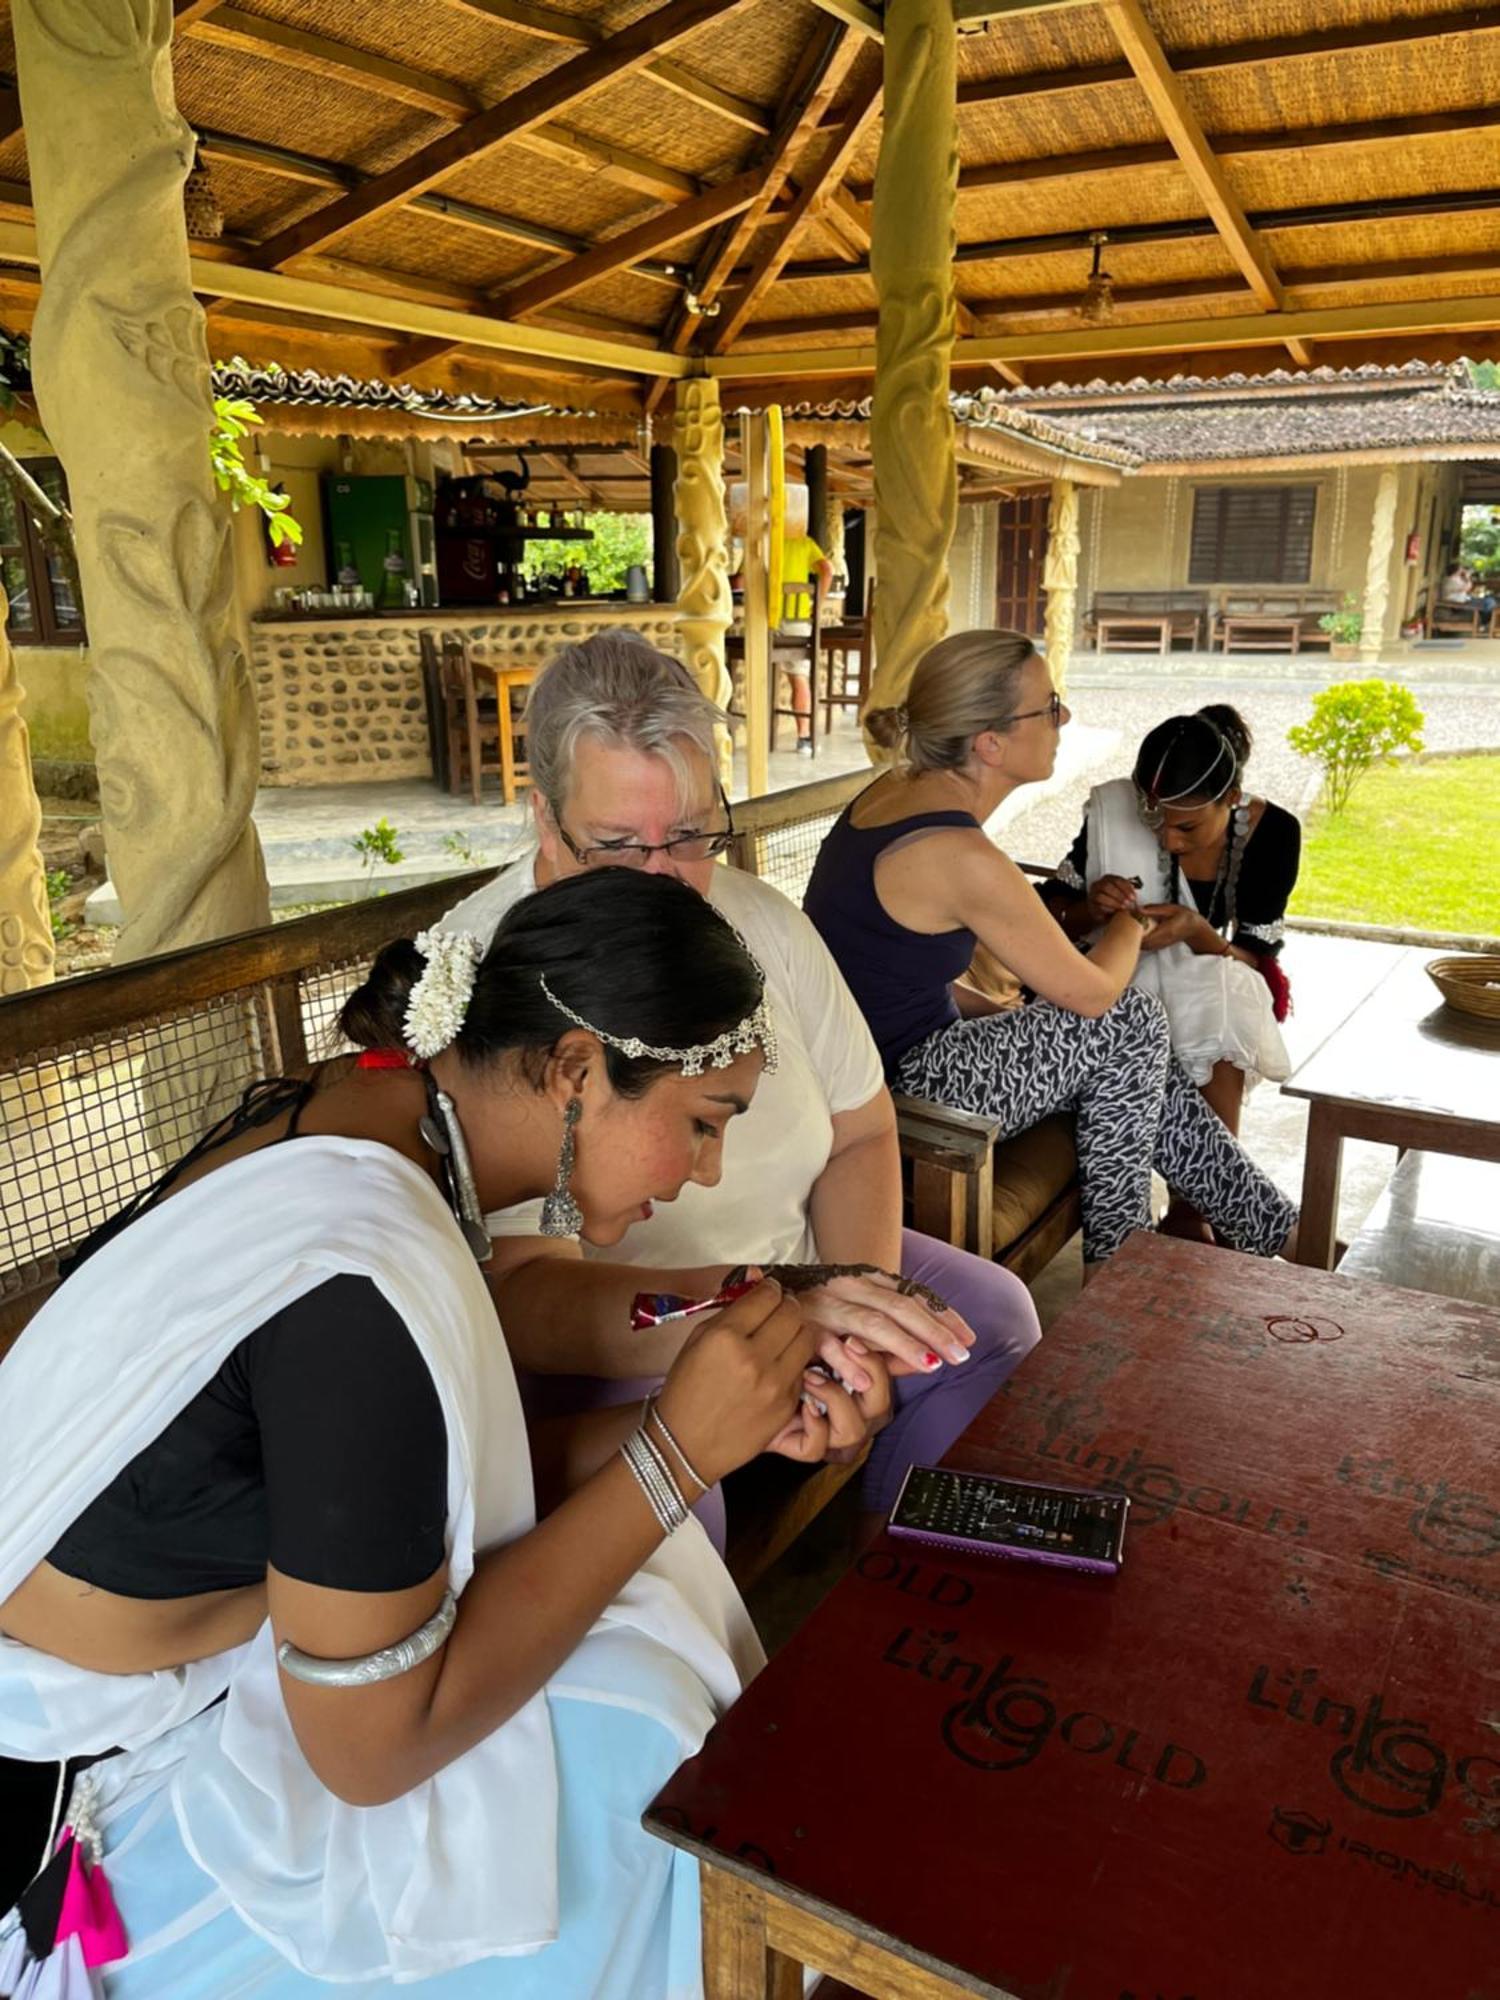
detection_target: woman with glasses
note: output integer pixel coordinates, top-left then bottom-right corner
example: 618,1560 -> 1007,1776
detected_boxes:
443,632 -> 1043,1544
803,631 -> 1299,1272
1040,706 -> 1299,1242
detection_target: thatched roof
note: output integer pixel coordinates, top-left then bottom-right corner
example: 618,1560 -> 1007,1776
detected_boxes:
1,0 -> 1498,409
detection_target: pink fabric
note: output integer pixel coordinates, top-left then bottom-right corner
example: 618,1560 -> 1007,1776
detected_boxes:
53,1834 -> 127,1969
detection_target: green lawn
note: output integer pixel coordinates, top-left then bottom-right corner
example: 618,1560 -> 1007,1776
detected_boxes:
1290,756 -> 1497,933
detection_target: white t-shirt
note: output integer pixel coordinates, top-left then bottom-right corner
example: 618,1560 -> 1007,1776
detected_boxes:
441,853 -> 885,1266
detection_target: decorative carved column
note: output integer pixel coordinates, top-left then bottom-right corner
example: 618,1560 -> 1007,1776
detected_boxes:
673,375 -> 734,782
13,0 -> 269,965
866,0 -> 958,725
1042,479 -> 1080,694
0,594 -> 54,994
1359,465 -> 1400,668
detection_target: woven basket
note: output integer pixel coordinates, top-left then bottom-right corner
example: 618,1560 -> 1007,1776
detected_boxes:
1426,954 -> 1500,1023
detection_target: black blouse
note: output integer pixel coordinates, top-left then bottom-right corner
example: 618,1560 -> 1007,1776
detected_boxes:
1048,799 -> 1301,958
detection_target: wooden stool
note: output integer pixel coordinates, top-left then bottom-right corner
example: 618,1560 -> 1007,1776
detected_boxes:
474,662 -> 538,805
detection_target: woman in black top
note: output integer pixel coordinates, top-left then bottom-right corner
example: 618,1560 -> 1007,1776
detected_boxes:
1042,707 -> 1300,1240
0,871 -> 863,1996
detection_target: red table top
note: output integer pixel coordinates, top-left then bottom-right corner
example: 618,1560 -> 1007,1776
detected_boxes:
647,1234 -> 1500,2000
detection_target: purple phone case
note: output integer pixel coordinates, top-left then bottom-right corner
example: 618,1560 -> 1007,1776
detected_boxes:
887,1468 -> 1128,1574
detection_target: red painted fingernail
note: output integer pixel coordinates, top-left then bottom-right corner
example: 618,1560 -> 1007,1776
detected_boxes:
924,1350 -> 941,1369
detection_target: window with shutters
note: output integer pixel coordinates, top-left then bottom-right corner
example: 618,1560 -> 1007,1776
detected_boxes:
1188,485 -> 1317,585
0,459 -> 86,646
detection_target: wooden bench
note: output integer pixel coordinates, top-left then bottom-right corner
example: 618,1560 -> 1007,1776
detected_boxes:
1213,591 -> 1339,653
1424,600 -> 1486,639
1087,590 -> 1206,654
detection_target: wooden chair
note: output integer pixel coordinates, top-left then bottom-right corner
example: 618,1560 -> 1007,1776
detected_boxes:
424,630 -> 500,805
769,578 -> 823,755
821,584 -> 874,736
478,662 -> 539,806
1425,600 -> 1483,639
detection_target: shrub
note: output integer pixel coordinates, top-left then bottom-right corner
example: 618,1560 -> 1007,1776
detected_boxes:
45,866 -> 73,941
1287,679 -> 1425,815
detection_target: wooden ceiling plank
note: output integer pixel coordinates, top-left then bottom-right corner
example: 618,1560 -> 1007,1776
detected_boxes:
709,64 -> 882,351
438,0 -> 594,44
643,58 -> 774,133
248,0 -> 748,269
1101,0 -> 1283,312
517,124 -> 701,201
171,0 -> 224,26
191,8 -> 479,119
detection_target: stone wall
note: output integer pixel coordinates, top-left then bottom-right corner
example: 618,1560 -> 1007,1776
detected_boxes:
252,606 -> 685,786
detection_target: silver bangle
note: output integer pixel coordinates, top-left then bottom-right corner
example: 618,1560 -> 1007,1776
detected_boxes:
621,1428 -> 688,1534
646,1398 -> 709,1495
277,1588 -> 457,1688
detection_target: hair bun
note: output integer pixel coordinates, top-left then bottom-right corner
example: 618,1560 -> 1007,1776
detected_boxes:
864,704 -> 907,749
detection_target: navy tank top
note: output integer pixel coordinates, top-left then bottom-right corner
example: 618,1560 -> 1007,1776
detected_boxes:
804,794 -> 978,1076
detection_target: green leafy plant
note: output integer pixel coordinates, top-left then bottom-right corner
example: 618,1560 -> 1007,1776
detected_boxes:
45,866 -> 74,941
210,385 -> 304,549
440,830 -> 487,869
521,511 -> 651,593
1287,679 -> 1426,816
1459,503 -> 1500,582
350,817 -> 404,897
1316,594 -> 1362,648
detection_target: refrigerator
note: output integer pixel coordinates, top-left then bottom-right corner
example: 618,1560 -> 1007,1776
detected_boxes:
323,475 -> 438,606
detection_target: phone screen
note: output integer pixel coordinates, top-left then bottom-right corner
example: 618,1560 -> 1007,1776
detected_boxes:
890,1466 -> 1129,1570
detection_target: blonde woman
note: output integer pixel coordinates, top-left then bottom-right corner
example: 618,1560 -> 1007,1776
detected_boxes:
802,630 -> 1299,1269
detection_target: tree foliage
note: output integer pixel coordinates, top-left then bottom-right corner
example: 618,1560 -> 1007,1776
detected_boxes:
210,388 -> 304,548
521,511 -> 651,592
1287,679 -> 1426,816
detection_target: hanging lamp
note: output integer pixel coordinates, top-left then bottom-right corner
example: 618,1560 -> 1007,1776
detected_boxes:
1079,232 -> 1114,324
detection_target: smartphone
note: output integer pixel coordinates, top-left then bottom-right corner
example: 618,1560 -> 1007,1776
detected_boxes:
888,1465 -> 1129,1574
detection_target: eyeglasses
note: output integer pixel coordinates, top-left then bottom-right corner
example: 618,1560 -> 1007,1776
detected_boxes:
1000,692 -> 1064,730
555,785 -> 736,869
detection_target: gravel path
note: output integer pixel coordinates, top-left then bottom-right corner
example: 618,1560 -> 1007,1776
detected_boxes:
998,671 -> 1500,868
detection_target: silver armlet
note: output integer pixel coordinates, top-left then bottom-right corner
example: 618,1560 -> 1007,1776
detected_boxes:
276,1588 -> 457,1688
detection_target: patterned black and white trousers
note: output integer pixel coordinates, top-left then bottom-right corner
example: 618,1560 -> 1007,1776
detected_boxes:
895,986 -> 1297,1264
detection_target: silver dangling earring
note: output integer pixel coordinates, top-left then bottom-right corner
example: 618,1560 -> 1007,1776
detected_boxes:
539,1097 -> 584,1238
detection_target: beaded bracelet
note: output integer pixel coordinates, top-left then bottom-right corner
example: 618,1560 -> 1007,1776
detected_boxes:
620,1426 -> 689,1535
645,1396 -> 709,1496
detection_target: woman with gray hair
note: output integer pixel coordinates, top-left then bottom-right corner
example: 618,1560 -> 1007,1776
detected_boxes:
803,629 -> 1300,1270
443,630 -> 1042,1539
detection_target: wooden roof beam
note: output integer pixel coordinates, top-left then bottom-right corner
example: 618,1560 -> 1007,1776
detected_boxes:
709,63 -> 882,352
705,290 -> 1500,379
1100,0 -> 1283,313
248,0 -> 750,267
436,0 -> 774,132
805,0 -> 883,35
955,7 -> 1500,112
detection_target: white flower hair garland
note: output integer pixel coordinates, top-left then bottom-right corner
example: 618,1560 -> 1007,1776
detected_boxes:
404,929 -> 484,1058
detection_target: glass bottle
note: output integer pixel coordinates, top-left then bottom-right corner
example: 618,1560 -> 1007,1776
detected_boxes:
376,527 -> 408,608
335,540 -> 360,590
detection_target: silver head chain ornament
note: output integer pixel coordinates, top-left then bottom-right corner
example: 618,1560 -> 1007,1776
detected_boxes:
537,975 -> 778,1079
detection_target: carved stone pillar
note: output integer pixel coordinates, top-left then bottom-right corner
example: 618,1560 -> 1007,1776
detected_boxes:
673,375 -> 733,783
867,0 -> 958,725
13,0 -> 269,965
1359,465 -> 1400,668
1042,479 -> 1080,694
0,594 -> 54,994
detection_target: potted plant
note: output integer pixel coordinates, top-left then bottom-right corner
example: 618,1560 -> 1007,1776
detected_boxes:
1318,593 -> 1363,662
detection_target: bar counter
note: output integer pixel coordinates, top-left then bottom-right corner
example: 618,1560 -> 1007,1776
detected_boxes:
251,600 -> 685,787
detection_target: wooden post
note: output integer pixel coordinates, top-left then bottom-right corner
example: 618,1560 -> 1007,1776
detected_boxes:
806,443 -> 829,551
13,0 -> 270,966
1359,464 -> 1400,667
866,0 -> 958,728
1042,478 -> 1080,695
672,374 -> 733,782
650,440 -> 679,601
0,590 -> 54,993
740,409 -> 771,798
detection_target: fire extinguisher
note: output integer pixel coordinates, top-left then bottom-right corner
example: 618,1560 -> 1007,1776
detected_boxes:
1404,531 -> 1422,565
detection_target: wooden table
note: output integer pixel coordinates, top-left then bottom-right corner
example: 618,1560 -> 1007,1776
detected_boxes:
1220,613 -> 1304,652
646,1234 -> 1500,2000
1339,1150 -> 1500,1307
1281,948 -> 1500,1268
470,660 -> 537,804
1094,612 -> 1175,653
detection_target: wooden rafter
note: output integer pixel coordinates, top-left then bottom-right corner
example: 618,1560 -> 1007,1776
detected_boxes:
708,62 -> 882,352
248,0 -> 748,268
954,7 -> 1500,112
496,171 -> 763,320
191,8 -> 477,118
666,20 -> 859,356
804,0 -> 882,35
1101,0 -> 1283,314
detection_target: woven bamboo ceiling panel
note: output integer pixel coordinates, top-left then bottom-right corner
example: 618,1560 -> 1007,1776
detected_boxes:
0,0 -> 1496,405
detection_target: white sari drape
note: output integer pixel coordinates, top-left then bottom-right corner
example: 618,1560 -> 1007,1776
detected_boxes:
1083,778 -> 1291,1087
0,1138 -> 760,1984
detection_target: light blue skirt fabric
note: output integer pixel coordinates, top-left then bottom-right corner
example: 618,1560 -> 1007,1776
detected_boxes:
101,1695 -> 704,1998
